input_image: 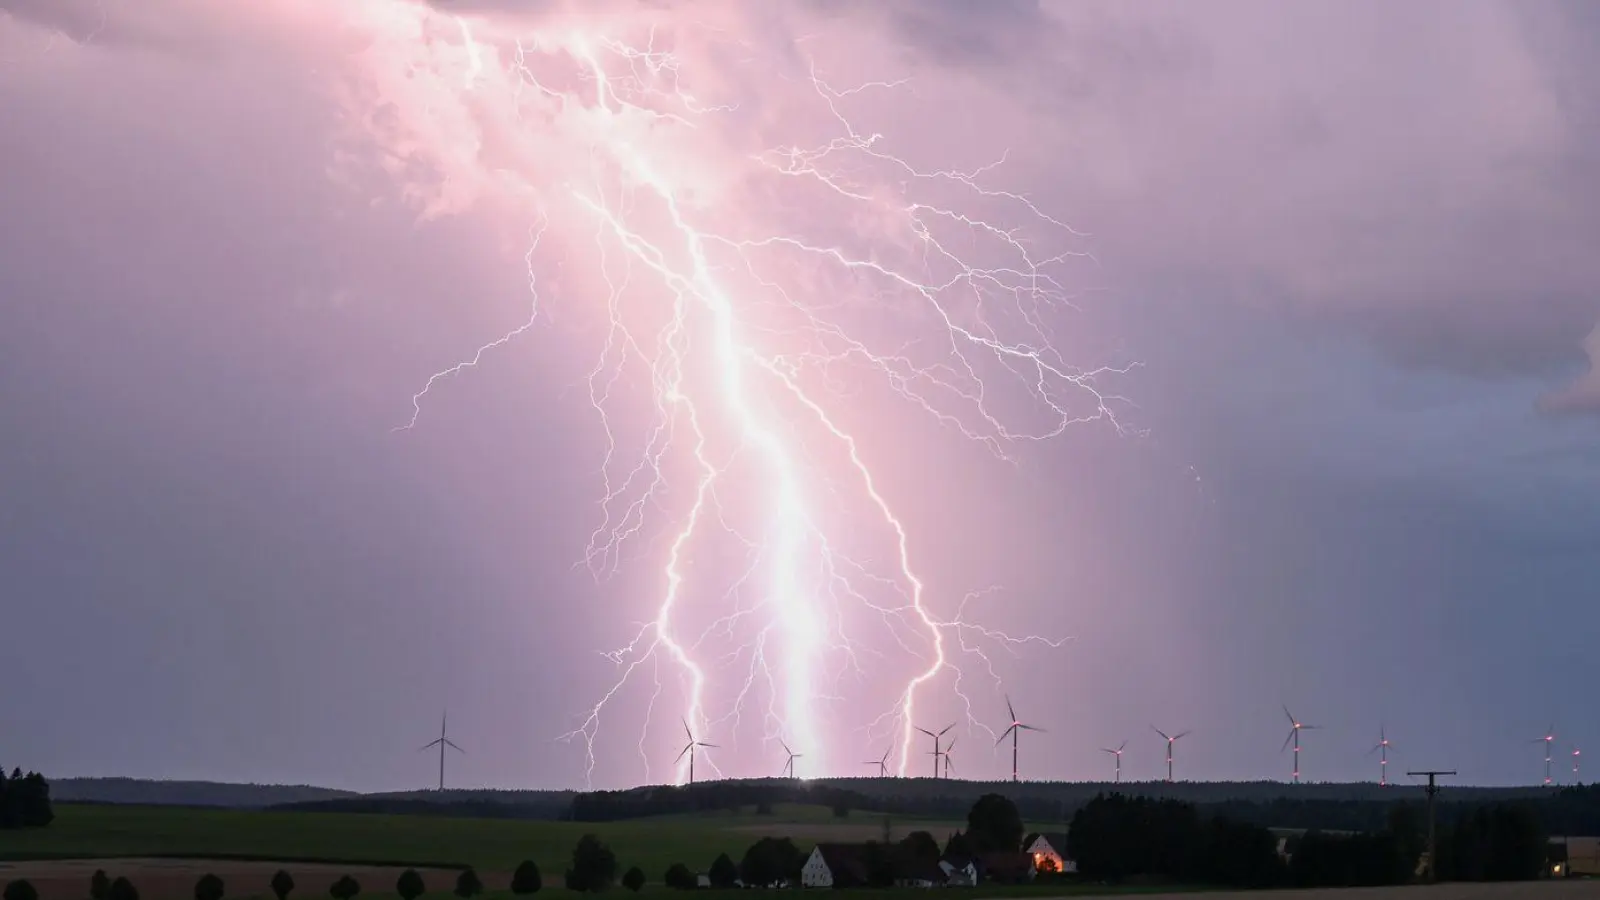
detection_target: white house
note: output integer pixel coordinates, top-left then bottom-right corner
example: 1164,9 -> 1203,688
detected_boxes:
939,858 -> 977,887
802,844 -> 868,888
1025,832 -> 1078,874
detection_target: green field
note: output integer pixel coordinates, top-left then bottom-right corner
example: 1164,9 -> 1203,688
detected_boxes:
0,804 -> 1211,899
0,804 -> 964,878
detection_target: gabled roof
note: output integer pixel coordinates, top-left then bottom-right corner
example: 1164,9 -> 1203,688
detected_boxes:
812,843 -> 869,883
977,851 -> 1035,879
1027,832 -> 1072,855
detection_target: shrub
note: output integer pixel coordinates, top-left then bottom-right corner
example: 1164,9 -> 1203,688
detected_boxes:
452,870 -> 482,899
510,861 -> 542,895
194,874 -> 225,900
621,868 -> 644,893
662,864 -> 695,891
329,876 -> 360,900
90,871 -> 111,900
4,880 -> 39,900
395,870 -> 425,900
109,877 -> 139,900
271,871 -> 295,900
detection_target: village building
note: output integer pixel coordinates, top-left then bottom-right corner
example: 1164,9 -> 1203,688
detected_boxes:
1024,831 -> 1078,874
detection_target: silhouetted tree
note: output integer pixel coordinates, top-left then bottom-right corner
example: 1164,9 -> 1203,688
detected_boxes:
270,871 -> 294,900
0,769 -> 53,829
662,864 -> 695,891
943,831 -> 975,860
395,870 -> 425,900
966,793 -> 1024,853
708,853 -> 738,889
110,877 -> 139,900
328,876 -> 360,900
621,868 -> 644,893
569,834 -> 619,892
510,861 -> 541,895
452,870 -> 482,899
900,831 -> 940,863
194,874 -> 225,900
831,798 -> 850,818
91,870 -> 112,900
739,837 -> 802,887
3,881 -> 38,900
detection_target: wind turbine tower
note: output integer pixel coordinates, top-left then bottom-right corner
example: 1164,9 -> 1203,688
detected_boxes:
1282,706 -> 1320,783
675,719 -> 717,785
1152,726 -> 1190,782
863,747 -> 891,778
779,739 -> 803,779
996,696 -> 1044,783
1369,725 -> 1393,786
1101,741 -> 1128,783
942,738 -> 957,778
1574,746 -> 1582,781
421,711 -> 464,792
915,723 -> 954,779
1533,725 -> 1556,786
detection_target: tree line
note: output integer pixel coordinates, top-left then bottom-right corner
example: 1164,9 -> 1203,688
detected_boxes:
0,768 -> 53,829
1067,791 -> 1550,888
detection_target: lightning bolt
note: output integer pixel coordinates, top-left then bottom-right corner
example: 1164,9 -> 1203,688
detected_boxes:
377,3 -> 1127,786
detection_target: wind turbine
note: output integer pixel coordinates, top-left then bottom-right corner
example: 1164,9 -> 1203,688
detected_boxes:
420,711 -> 464,792
675,719 -> 717,785
1368,725 -> 1393,786
942,737 -> 957,778
1574,746 -> 1582,781
915,723 -> 955,779
1532,725 -> 1556,786
779,738 -> 803,779
863,747 -> 892,778
995,695 -> 1044,783
1152,726 -> 1190,782
1100,740 -> 1128,783
1282,706 -> 1320,783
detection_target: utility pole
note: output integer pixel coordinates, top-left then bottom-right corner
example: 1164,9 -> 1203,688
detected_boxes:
1408,770 -> 1455,883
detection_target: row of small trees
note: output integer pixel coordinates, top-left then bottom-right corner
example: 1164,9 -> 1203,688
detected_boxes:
0,768 -> 53,829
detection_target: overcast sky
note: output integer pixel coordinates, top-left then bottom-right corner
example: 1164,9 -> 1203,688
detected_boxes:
2,0 -> 1598,792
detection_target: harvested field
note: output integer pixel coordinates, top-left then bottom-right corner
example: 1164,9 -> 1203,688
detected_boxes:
0,858 -> 466,900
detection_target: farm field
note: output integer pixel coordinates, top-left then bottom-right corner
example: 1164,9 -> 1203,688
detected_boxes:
0,803 -> 965,885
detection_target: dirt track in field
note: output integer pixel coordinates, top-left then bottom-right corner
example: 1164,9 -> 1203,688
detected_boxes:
0,858 -> 470,900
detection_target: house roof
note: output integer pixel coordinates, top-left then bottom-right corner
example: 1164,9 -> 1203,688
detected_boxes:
978,852 -> 1035,879
1026,832 -> 1071,855
812,844 -> 870,883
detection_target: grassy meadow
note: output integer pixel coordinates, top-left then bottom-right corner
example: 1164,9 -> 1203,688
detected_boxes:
0,803 -> 967,884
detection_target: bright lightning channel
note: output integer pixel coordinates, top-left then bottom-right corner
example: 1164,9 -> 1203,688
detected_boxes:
395,9 -> 1124,786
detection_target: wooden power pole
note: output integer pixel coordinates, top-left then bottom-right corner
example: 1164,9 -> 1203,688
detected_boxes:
1408,770 -> 1456,883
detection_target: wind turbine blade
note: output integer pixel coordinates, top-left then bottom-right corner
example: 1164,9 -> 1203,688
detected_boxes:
915,727 -> 935,738
945,737 -> 957,752
1101,748 -> 1116,755
699,742 -> 719,749
1283,705 -> 1296,725
1005,695 -> 1017,723
1021,724 -> 1046,733
674,744 -> 691,763
1302,724 -> 1322,730
995,724 -> 1016,745
1368,743 -> 1382,756
1117,740 -> 1128,752
1174,730 -> 1192,740
1151,725 -> 1170,741
421,740 -> 443,751
939,723 -> 955,736
1281,730 -> 1296,753
880,748 -> 892,764
683,718 -> 693,741
780,738 -> 792,755
444,739 -> 465,753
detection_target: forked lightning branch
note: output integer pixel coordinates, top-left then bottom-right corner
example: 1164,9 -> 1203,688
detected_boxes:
390,5 -> 1124,786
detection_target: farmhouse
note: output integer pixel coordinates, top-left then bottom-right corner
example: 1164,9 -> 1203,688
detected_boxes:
1024,831 -> 1077,874
1551,836 -> 1600,877
977,852 -> 1037,884
801,844 -> 869,888
939,855 -> 977,887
